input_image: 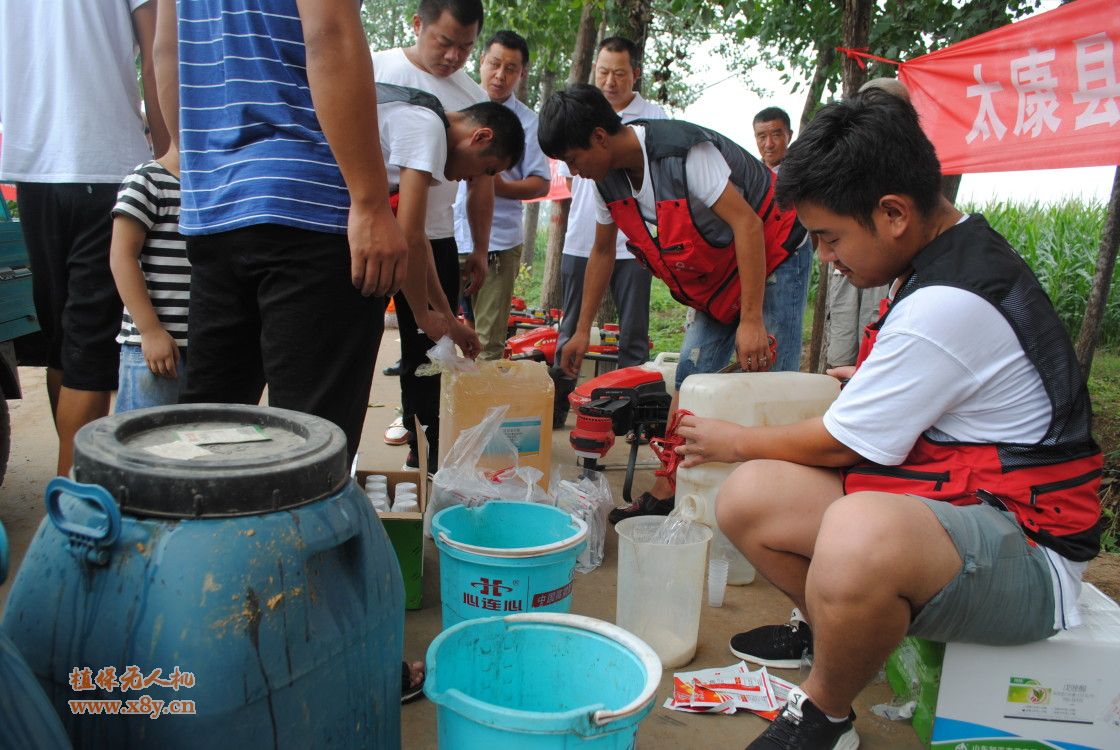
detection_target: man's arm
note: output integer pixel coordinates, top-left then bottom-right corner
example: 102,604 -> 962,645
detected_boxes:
710,183 -> 770,371
296,0 -> 406,297
395,168 -> 449,342
559,221 -> 619,376
462,174 -> 494,295
132,1 -> 170,157
675,415 -> 863,469
493,174 -> 548,200
152,0 -> 178,148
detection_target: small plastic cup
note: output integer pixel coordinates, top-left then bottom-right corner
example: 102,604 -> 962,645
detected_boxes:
708,557 -> 729,608
391,496 -> 419,513
394,482 -> 417,498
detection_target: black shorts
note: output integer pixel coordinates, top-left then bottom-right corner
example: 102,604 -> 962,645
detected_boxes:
16,182 -> 121,391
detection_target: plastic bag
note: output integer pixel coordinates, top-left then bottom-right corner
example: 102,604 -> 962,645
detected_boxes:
424,405 -> 550,537
415,335 -> 478,377
550,466 -> 613,573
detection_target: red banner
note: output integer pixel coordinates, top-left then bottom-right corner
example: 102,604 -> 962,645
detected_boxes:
525,158 -> 572,203
899,0 -> 1120,175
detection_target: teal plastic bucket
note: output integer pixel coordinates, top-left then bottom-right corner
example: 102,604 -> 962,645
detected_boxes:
425,613 -> 661,749
432,502 -> 588,627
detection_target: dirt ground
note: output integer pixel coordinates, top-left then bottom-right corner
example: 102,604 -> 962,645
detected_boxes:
1,332 -> 1117,748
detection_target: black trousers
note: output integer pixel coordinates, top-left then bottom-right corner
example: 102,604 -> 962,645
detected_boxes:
181,224 -> 385,461
392,236 -> 459,469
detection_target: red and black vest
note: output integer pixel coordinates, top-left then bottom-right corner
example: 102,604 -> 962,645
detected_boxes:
375,82 -> 449,215
595,120 -> 807,324
842,215 -> 1102,561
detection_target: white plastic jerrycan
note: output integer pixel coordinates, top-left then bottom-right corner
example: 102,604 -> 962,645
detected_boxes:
676,372 -> 840,585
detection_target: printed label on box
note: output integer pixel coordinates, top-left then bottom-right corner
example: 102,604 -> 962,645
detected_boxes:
491,418 -> 542,457
1003,676 -> 1100,725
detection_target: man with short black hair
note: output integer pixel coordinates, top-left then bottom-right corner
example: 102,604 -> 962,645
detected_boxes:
372,0 -> 494,468
752,106 -> 792,172
539,84 -> 809,523
453,30 -> 549,359
676,89 -> 1102,750
551,36 -> 666,424
378,85 -> 525,368
750,105 -> 814,375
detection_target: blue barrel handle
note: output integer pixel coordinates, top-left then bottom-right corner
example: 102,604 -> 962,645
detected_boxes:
45,477 -> 122,566
0,520 -> 8,584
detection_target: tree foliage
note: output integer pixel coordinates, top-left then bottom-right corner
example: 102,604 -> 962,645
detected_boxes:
716,0 -> 1045,105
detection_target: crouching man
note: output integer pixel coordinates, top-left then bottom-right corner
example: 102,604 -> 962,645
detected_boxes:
675,90 -> 1102,750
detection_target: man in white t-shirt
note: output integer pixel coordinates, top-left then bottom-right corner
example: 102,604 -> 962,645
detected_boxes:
452,30 -> 549,359
376,85 -> 526,366
0,0 -> 168,475
673,91 -> 1102,750
552,37 -> 667,423
371,0 -> 494,469
539,85 -> 809,524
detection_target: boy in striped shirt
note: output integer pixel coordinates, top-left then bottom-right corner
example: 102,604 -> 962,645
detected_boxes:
108,143 -> 189,411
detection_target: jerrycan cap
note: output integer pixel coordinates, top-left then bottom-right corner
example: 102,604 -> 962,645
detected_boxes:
72,404 -> 349,519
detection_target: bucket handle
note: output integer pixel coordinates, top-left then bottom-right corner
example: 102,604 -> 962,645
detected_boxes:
437,516 -> 588,559
46,477 -> 122,566
504,613 -> 663,727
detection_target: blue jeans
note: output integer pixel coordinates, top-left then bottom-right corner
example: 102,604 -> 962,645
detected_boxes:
115,343 -> 187,412
675,237 -> 813,389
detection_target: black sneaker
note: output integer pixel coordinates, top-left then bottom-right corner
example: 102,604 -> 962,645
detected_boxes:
729,608 -> 812,669
607,492 -> 674,525
746,687 -> 858,750
383,359 -> 402,377
402,449 -> 419,471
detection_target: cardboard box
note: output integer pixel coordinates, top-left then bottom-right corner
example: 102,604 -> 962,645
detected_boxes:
357,422 -> 428,610
931,583 -> 1120,750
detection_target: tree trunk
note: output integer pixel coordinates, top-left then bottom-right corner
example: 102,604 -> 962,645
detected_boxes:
840,0 -> 872,97
802,44 -> 835,373
1075,166 -> 1120,378
541,201 -> 569,309
522,70 -> 557,270
617,0 -> 653,63
810,0 -> 872,371
541,3 -> 599,307
570,3 -> 600,87
799,44 -> 835,133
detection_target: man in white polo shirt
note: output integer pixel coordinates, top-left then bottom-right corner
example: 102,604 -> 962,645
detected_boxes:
452,30 -> 549,360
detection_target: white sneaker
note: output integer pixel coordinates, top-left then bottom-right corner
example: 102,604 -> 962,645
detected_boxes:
383,415 -> 410,446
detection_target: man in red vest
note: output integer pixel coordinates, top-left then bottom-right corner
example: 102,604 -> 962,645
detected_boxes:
674,90 -> 1102,750
539,84 -> 809,522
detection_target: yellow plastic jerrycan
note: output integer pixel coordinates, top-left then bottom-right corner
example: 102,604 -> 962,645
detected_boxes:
438,359 -> 554,488
676,372 -> 841,584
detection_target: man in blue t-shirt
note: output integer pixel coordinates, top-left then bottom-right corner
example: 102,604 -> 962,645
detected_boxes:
157,0 -> 413,461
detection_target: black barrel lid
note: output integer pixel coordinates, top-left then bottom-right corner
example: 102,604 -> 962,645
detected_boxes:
72,404 -> 349,519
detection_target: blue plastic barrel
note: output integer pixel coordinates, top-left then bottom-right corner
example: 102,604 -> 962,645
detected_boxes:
0,519 -> 71,750
0,405 -> 404,749
425,613 -> 661,748
432,502 -> 587,627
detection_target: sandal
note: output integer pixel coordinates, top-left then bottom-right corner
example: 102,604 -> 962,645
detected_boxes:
401,660 -> 425,704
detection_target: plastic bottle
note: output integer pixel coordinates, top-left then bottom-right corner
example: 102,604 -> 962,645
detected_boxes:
676,373 -> 840,585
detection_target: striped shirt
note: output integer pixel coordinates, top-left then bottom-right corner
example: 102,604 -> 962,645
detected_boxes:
112,161 -> 190,347
177,1 -> 347,235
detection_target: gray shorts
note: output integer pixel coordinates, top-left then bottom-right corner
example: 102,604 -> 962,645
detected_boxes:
908,498 -> 1057,645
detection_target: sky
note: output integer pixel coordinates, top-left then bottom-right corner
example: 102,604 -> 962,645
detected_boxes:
679,3 -> 1116,206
